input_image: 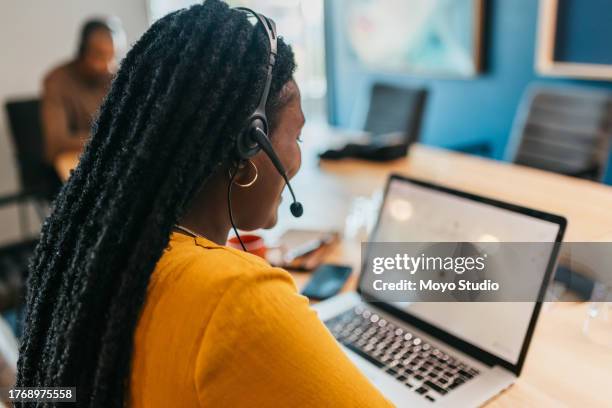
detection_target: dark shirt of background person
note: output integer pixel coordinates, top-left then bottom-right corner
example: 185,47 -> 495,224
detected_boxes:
41,18 -> 122,164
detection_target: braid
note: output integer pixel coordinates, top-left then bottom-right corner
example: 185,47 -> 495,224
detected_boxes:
16,1 -> 296,406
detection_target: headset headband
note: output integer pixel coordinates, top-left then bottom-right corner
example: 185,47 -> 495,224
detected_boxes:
235,7 -> 277,133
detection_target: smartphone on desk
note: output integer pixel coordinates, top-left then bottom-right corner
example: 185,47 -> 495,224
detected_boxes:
301,264 -> 352,300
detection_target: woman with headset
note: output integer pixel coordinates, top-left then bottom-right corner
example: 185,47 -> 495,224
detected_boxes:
17,1 -> 392,406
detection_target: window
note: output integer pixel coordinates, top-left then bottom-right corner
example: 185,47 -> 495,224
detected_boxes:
147,0 -> 326,119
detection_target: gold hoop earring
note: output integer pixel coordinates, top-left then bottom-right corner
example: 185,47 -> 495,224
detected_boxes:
230,160 -> 258,188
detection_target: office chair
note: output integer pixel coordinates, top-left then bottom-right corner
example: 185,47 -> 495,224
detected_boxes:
320,84 -> 429,161
507,85 -> 612,180
3,98 -> 61,235
364,83 -> 492,157
0,99 -> 53,334
364,83 -> 428,146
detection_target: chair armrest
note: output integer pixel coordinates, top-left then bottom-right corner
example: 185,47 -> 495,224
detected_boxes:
446,141 -> 493,157
0,191 -> 39,208
567,165 -> 600,180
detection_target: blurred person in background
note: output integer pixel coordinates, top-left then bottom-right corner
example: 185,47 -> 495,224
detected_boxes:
41,18 -> 123,164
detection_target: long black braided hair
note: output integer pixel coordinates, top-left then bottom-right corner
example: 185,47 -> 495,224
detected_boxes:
16,1 -> 296,406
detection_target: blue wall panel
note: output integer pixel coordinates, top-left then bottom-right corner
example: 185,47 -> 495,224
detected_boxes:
325,0 -> 612,164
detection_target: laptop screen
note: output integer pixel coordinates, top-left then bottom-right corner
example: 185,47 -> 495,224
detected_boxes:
362,177 -> 561,365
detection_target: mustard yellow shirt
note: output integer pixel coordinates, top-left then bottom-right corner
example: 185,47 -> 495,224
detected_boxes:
129,232 -> 393,407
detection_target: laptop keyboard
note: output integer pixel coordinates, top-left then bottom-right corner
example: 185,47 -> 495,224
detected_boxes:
325,306 -> 480,403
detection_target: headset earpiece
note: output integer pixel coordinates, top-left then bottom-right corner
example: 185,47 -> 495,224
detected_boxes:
236,117 -> 267,160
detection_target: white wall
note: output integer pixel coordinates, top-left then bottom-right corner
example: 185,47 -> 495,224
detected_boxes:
0,0 -> 149,244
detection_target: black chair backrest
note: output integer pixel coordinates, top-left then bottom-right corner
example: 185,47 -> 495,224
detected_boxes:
364,83 -> 428,146
5,98 -> 60,199
509,86 -> 612,180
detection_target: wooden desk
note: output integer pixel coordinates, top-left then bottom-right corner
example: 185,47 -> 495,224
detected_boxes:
285,124 -> 612,243
55,123 -> 612,406
281,124 -> 612,407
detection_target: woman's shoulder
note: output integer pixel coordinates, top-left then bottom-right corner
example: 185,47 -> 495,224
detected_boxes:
152,232 -> 292,294
43,60 -> 78,88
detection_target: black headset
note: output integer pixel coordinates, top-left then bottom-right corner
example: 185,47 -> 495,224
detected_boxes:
234,7 -> 303,219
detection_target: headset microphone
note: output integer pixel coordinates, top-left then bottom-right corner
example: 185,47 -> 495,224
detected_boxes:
250,128 -> 303,217
290,198 -> 303,218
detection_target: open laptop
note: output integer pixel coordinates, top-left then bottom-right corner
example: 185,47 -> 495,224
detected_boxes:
314,174 -> 566,407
